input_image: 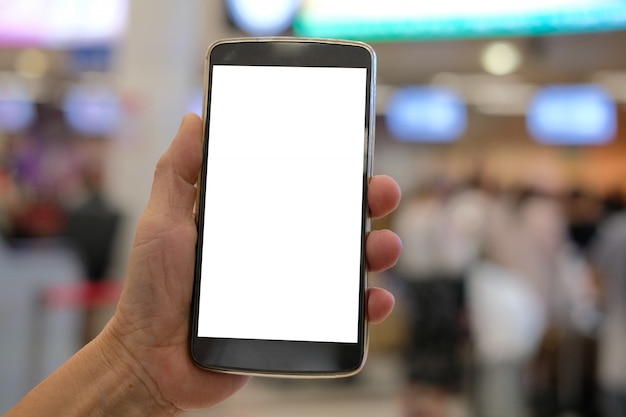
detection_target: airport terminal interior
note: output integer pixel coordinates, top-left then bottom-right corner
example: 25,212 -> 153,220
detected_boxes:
1,1 -> 626,416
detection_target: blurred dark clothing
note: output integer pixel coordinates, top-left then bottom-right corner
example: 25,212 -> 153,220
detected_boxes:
405,277 -> 466,392
602,390 -> 626,417
393,188 -> 479,394
569,222 -> 599,253
565,189 -> 604,256
591,212 -> 626,417
602,190 -> 626,218
64,194 -> 120,281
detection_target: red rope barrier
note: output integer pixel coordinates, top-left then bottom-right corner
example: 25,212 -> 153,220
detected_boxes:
43,281 -> 123,309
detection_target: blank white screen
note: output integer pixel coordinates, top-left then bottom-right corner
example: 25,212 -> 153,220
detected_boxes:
197,65 -> 367,343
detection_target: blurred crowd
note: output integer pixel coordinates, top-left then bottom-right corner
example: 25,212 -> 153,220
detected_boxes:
0,113 -> 120,346
393,174 -> 626,417
0,104 -> 120,277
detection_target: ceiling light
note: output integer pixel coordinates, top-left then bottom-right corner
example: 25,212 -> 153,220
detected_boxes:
481,41 -> 521,76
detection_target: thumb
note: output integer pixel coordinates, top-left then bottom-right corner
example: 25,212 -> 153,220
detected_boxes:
145,113 -> 204,223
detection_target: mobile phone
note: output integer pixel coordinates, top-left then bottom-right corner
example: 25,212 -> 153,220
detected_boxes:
190,38 -> 376,377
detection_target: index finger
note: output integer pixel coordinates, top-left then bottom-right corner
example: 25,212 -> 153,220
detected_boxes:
369,175 -> 401,219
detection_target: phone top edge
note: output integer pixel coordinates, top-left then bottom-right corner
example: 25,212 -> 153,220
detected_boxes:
205,37 -> 376,60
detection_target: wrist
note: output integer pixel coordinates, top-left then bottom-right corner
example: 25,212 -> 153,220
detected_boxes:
92,324 -> 179,417
5,322 -> 179,417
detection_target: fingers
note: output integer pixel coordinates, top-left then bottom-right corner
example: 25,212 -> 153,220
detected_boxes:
369,175 -> 401,219
365,176 -> 401,323
366,229 -> 402,272
147,114 -> 204,221
366,287 -> 395,324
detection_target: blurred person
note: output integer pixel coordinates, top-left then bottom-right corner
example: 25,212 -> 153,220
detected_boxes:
4,114 -> 403,416
5,135 -> 68,240
531,189 -> 602,417
442,178 -> 492,279
590,211 -> 626,417
559,187 -> 606,417
63,158 -> 122,343
477,188 -> 599,417
394,179 -> 481,417
467,188 -> 547,417
64,158 -> 120,282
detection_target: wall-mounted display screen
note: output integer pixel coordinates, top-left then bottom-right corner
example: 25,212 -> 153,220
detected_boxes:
527,84 -> 617,146
0,81 -> 36,133
63,84 -> 121,136
385,86 -> 467,143
293,0 -> 626,41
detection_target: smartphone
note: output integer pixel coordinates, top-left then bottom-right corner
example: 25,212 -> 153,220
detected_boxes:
190,38 -> 376,377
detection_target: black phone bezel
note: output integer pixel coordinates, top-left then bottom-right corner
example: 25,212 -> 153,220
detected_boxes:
190,38 -> 376,377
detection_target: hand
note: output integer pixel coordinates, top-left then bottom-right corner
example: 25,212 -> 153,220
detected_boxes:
100,114 -> 402,413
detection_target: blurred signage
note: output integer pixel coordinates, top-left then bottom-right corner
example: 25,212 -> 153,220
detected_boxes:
63,84 -> 121,136
293,0 -> 626,40
527,84 -> 616,146
0,0 -> 128,47
385,86 -> 467,143
0,80 -> 36,133
68,46 -> 114,72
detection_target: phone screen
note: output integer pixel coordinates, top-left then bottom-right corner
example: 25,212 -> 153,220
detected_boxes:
197,64 -> 368,344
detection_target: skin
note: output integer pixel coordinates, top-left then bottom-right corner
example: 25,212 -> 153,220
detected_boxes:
5,114 -> 402,416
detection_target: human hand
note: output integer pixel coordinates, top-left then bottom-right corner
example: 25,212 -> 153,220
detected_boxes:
100,113 -> 402,414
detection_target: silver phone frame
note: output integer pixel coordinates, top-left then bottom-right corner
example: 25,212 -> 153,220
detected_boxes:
194,37 -> 377,378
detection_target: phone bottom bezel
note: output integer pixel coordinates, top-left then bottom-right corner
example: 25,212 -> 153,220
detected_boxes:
191,337 -> 367,378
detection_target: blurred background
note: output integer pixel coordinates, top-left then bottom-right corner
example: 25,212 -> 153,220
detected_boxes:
1,1 -> 626,416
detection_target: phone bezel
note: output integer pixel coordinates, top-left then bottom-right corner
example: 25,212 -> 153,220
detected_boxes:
190,38 -> 376,377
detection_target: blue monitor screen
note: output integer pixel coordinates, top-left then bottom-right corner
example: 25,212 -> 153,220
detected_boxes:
527,84 -> 616,146
63,85 -> 121,136
0,83 -> 35,133
385,86 -> 467,143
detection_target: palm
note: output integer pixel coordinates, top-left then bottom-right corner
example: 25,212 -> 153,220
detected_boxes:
113,210 -> 249,411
